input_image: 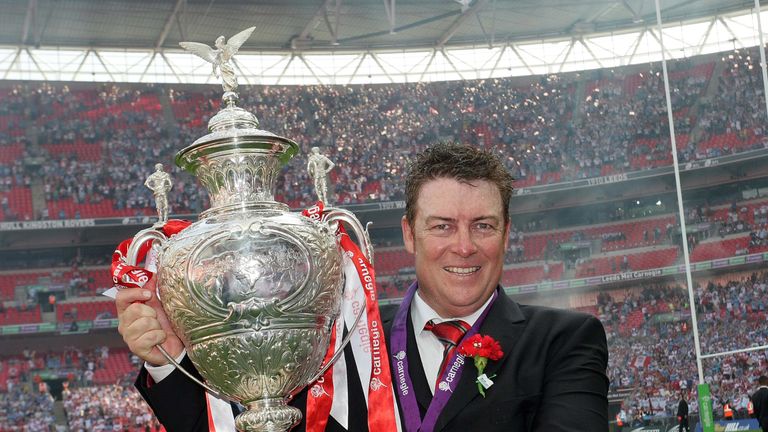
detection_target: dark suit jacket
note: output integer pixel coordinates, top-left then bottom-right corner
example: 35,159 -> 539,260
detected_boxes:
136,293 -> 609,431
752,386 -> 768,430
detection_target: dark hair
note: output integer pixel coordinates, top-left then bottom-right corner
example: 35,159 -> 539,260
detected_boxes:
404,143 -> 514,225
759,375 -> 768,386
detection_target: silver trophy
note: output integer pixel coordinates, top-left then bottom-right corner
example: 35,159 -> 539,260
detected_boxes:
125,29 -> 371,432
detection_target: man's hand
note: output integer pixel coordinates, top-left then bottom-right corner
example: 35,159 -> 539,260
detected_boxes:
116,276 -> 184,366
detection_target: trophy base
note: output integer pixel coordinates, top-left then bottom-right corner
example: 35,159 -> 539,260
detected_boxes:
235,398 -> 301,432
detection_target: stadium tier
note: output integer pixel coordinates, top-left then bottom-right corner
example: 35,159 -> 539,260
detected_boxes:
0,305 -> 40,326
0,347 -> 161,431
1,49 -> 767,221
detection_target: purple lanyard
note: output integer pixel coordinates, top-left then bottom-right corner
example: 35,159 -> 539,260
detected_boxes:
390,282 -> 498,432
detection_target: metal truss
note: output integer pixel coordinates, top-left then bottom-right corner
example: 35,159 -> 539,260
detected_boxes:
1,8 -> 765,85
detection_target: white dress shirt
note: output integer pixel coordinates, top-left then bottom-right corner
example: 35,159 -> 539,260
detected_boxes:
146,349 -> 187,383
409,291 -> 493,395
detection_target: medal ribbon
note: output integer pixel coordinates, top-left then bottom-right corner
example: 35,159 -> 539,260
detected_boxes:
389,282 -> 498,432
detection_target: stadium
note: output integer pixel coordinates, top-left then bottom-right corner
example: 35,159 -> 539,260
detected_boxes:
1,0 -> 768,430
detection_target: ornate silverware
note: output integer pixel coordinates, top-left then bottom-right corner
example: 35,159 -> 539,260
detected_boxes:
126,29 -> 372,432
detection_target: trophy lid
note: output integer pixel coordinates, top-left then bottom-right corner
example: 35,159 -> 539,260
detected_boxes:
175,29 -> 299,174
175,91 -> 299,174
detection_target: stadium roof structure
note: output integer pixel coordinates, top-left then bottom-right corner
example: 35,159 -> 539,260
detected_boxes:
0,0 -> 764,84
0,0 -> 758,51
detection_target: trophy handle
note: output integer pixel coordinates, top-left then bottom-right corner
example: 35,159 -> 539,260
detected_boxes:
321,207 -> 375,264
307,207 -> 374,384
126,227 -> 225,397
126,227 -> 168,268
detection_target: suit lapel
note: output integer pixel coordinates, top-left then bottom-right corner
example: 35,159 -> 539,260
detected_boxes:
433,293 -> 527,431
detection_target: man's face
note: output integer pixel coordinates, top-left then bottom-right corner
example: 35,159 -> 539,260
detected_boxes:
402,177 -> 509,317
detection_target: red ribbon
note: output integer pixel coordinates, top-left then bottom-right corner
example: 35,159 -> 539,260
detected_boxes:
302,202 -> 337,432
305,325 -> 337,432
110,220 -> 191,289
340,231 -> 398,431
303,201 -> 397,431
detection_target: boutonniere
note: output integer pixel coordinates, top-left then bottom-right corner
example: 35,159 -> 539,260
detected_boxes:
458,334 -> 503,397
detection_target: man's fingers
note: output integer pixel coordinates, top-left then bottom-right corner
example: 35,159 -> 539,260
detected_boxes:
122,314 -> 163,341
123,317 -> 164,353
118,303 -> 158,335
119,302 -> 157,325
115,288 -> 153,313
115,275 -> 157,311
114,275 -> 184,363
133,330 -> 168,364
140,329 -> 167,348
143,276 -> 157,292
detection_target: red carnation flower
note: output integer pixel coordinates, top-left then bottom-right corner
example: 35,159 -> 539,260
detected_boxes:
458,334 -> 504,397
459,334 -> 503,361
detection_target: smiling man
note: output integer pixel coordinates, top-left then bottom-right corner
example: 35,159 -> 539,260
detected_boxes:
384,143 -> 609,431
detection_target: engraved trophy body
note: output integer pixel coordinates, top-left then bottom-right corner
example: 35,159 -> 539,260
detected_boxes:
125,29 -> 371,432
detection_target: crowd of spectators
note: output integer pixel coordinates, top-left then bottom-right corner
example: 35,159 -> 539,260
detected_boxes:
594,271 -> 768,423
750,225 -> 768,248
696,271 -> 768,417
0,49 -> 767,221
0,384 -> 55,431
35,84 -> 206,218
696,272 -> 768,353
599,283 -> 697,411
692,48 -> 767,159
0,83 -> 207,221
0,345 -> 161,431
63,384 -> 162,432
159,64 -> 714,204
2,346 -> 131,392
574,66 -> 703,177
505,227 -> 526,263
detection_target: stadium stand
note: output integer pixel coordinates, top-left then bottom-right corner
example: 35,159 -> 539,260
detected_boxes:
2,51 -> 768,222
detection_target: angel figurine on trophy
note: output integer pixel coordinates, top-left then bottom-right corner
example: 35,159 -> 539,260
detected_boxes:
180,26 -> 256,93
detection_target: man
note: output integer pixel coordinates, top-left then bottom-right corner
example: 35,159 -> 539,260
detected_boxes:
752,375 -> 768,431
117,143 -> 609,431
677,393 -> 689,432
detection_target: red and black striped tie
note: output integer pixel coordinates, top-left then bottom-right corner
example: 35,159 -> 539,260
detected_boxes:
424,319 -> 471,384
